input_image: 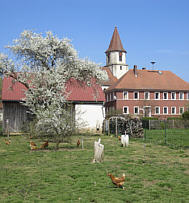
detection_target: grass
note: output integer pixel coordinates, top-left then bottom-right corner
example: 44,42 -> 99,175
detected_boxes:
0,134 -> 189,202
143,129 -> 189,149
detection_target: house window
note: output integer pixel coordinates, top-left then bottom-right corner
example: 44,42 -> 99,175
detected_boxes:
123,106 -> 129,114
134,91 -> 139,100
144,92 -> 150,100
134,106 -> 139,114
163,107 -> 168,114
120,66 -> 122,70
154,92 -> 160,100
123,91 -> 128,100
171,92 -> 176,100
171,107 -> 176,115
107,53 -> 110,63
119,52 -> 122,61
155,106 -> 160,114
179,107 -> 184,114
163,92 -> 168,100
187,92 -> 189,100
179,92 -> 184,100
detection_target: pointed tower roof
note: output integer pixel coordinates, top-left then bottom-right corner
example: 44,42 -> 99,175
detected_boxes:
105,27 -> 126,53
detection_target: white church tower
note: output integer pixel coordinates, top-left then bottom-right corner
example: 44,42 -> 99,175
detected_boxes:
105,27 -> 128,79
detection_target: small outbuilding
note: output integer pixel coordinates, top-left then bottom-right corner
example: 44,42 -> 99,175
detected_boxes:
2,76 -> 106,133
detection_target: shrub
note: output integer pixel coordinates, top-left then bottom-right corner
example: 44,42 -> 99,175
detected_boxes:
182,111 -> 189,120
167,117 -> 182,120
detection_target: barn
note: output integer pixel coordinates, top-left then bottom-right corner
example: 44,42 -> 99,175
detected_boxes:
2,76 -> 106,133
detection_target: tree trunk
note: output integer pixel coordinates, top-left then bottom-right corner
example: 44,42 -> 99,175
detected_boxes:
93,139 -> 104,163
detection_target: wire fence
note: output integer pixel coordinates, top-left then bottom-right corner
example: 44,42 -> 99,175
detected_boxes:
142,120 -> 189,149
103,118 -> 189,149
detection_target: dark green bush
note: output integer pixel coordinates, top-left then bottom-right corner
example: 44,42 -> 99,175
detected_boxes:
182,111 -> 189,120
167,117 -> 182,120
142,117 -> 158,121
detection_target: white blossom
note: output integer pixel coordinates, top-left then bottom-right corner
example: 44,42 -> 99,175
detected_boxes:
0,30 -> 108,147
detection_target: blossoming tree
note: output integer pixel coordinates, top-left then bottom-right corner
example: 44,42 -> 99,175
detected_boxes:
0,30 -> 107,148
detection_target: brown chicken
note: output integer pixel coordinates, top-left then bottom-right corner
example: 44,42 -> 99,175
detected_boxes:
30,141 -> 38,150
77,139 -> 80,147
118,136 -> 121,141
40,141 -> 48,149
108,173 -> 125,189
4,139 -> 11,145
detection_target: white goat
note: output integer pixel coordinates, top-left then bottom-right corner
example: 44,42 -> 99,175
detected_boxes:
121,132 -> 129,147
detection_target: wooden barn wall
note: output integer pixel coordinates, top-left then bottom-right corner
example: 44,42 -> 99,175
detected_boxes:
3,101 -> 29,133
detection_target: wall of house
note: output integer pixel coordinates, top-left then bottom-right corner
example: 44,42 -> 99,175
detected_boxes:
105,90 -> 189,119
75,104 -> 105,131
3,101 -> 29,132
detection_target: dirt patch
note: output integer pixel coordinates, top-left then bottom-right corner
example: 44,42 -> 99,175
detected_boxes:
143,179 -> 159,188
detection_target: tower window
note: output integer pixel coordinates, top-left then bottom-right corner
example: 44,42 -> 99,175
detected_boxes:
119,52 -> 122,62
120,66 -> 122,70
107,53 -> 110,63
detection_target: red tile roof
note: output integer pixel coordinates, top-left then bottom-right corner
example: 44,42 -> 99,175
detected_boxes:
105,27 -> 126,53
2,76 -> 105,102
101,66 -> 118,86
66,78 -> 105,102
2,76 -> 27,101
107,69 -> 189,91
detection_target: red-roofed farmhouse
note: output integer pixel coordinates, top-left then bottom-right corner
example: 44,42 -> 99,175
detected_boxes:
1,27 -> 189,132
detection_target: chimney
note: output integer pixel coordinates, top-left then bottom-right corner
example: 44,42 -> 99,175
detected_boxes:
133,65 -> 137,77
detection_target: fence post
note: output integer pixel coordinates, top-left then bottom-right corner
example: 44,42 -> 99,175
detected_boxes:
6,119 -> 10,139
108,119 -> 110,136
115,117 -> 118,137
149,120 -> 151,130
144,122 -> 147,141
164,120 -> 167,145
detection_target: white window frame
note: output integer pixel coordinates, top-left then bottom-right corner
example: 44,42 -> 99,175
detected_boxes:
187,92 -> 189,100
179,92 -> 184,100
171,107 -> 176,115
123,91 -> 128,100
155,106 -> 160,115
133,91 -> 139,100
134,106 -> 139,115
123,106 -> 129,114
163,106 -> 168,115
179,107 -> 184,114
163,92 -> 168,100
171,92 -> 176,100
144,92 -> 150,100
154,92 -> 160,100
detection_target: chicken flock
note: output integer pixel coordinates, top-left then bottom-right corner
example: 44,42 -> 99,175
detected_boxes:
4,135 -> 127,190
30,141 -> 48,150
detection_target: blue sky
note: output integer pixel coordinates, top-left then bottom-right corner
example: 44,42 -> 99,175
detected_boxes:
0,0 -> 189,82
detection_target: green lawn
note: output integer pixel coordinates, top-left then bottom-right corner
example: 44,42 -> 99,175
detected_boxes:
144,129 -> 189,149
0,135 -> 189,202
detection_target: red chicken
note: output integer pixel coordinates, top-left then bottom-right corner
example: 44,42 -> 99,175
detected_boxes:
108,173 -> 126,189
30,141 -> 38,150
4,139 -> 11,145
77,139 -> 80,147
40,141 -> 48,149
